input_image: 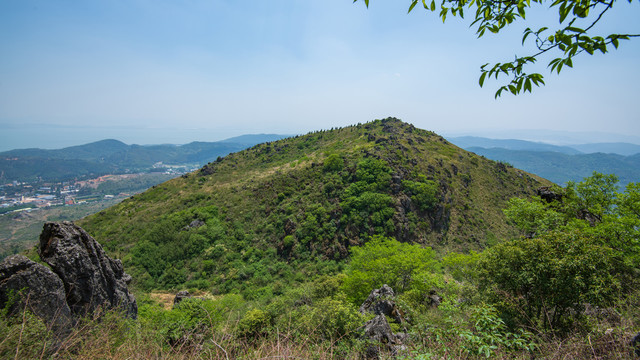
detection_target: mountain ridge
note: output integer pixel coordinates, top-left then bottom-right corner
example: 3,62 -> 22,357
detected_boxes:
78,118 -> 550,294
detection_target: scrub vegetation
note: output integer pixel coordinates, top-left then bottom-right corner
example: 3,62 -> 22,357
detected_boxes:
3,119 -> 639,358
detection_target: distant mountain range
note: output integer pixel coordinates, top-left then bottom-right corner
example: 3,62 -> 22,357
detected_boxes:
448,136 -> 640,156
448,137 -> 640,187
2,133 -> 638,188
0,134 -> 288,183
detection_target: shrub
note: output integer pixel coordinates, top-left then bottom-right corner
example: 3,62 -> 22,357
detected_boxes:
323,154 -> 344,172
478,230 -> 630,333
293,295 -> 367,341
237,309 -> 271,338
342,236 -> 440,304
402,175 -> 438,212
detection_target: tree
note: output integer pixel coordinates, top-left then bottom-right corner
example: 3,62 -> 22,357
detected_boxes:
354,0 -> 639,97
488,172 -> 639,332
479,230 -> 629,332
342,235 -> 440,304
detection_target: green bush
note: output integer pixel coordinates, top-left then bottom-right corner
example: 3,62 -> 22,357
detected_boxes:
342,236 -> 440,304
479,230 -> 630,333
402,175 -> 438,212
293,295 -> 367,341
237,308 -> 271,338
0,309 -> 50,359
323,153 -> 344,172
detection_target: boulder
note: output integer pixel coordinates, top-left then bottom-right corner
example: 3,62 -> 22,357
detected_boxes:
38,222 -> 137,319
0,255 -> 72,334
182,219 -> 205,231
173,290 -> 192,308
427,290 -> 442,307
537,186 -> 563,203
362,315 -> 406,359
359,284 -> 404,324
632,332 -> 640,358
363,314 -> 397,345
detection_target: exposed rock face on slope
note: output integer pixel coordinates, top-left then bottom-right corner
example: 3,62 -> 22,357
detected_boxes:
39,222 -> 137,319
0,254 -> 73,334
0,222 -> 137,334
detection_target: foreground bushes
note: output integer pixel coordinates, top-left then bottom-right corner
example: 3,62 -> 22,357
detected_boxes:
2,286 -> 638,359
3,172 -> 639,358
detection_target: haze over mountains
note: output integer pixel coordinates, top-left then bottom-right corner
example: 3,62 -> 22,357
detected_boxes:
2,131 -> 638,188
448,136 -> 640,156
0,134 -> 288,183
446,136 -> 640,187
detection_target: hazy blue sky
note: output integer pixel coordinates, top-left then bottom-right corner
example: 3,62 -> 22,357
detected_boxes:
1,0 -> 638,150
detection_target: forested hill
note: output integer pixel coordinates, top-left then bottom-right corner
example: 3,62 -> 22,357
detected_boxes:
78,118 -> 550,294
0,135 -> 287,182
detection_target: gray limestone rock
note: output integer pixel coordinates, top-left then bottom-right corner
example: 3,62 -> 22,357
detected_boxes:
173,290 -> 192,308
0,254 -> 73,334
38,221 -> 137,319
359,284 -> 404,324
363,314 -> 397,345
632,332 -> 640,358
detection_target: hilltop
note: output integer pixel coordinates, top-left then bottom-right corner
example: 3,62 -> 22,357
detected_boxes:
78,118 -> 549,295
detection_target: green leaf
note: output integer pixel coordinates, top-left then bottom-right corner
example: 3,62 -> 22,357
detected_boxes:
611,37 -> 620,49
517,2 -> 526,19
479,72 -> 488,87
408,1 -> 418,13
559,3 -> 570,23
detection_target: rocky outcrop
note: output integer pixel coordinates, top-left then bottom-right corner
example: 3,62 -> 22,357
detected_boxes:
39,222 -> 137,319
0,255 -> 73,334
577,208 -> 601,227
427,290 -> 442,307
173,290 -> 192,308
359,284 -> 404,324
363,314 -> 402,345
359,285 -> 407,358
537,186 -> 563,203
0,221 -> 137,337
631,332 -> 640,358
182,219 -> 205,231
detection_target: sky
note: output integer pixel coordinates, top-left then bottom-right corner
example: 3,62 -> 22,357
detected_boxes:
1,0 -> 639,151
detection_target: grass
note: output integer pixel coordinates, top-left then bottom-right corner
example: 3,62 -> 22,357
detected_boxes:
2,300 -> 637,359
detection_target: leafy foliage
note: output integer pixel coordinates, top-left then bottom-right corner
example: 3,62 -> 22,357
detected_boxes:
355,0 -> 639,96
342,236 -> 440,304
486,172 -> 638,333
479,229 -> 629,332
402,175 -> 438,212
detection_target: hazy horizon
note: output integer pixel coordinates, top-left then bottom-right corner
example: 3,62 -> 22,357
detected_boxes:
2,122 -> 640,153
2,1 -> 638,151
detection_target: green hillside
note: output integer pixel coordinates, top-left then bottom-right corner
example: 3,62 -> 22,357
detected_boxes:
0,135 -> 288,182
79,118 -> 549,295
